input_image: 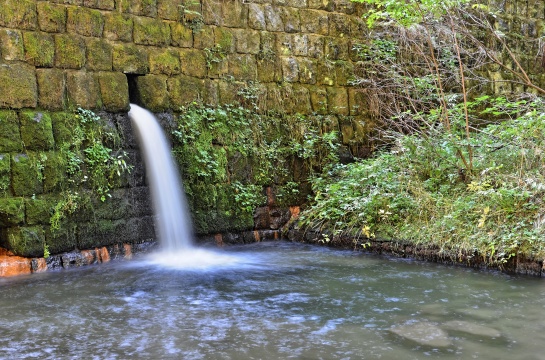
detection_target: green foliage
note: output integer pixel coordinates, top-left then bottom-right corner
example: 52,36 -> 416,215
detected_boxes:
300,96 -> 545,263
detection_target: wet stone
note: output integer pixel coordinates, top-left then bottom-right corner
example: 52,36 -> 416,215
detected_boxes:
390,321 -> 452,348
442,321 -> 502,338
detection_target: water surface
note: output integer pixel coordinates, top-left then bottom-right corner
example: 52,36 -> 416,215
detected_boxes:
0,241 -> 544,359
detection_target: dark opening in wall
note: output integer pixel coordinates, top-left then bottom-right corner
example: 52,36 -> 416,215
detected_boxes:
126,74 -> 142,106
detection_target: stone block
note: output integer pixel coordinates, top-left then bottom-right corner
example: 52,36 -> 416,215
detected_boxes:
50,112 -> 74,145
340,116 -> 354,144
335,60 -> 355,85
317,61 -> 335,86
281,56 -> 299,82
0,198 -> 24,227
298,58 -> 317,84
150,48 -> 181,75
0,29 -> 24,61
0,111 -> 23,152
282,7 -> 301,33
293,34 -> 309,56
222,0 -> 248,28
0,63 -> 37,109
265,83 -> 283,113
234,29 -> 261,54
194,26 -> 215,49
86,38 -> 113,71
204,79 -> 219,106
218,79 -> 239,105
92,188 -> 131,220
37,2 -> 66,33
0,154 -> 10,196
308,34 -> 325,58
308,0 -> 335,11
179,49 -> 207,78
249,4 -> 266,30
158,0 -> 182,20
23,31 -> 55,67
41,152 -> 67,193
66,71 -> 101,109
83,0 -> 115,9
329,13 -> 351,37
45,223 -> 78,256
36,69 -> 65,110
309,86 -> 327,113
113,44 -> 149,74
202,0 -> 221,26
291,85 -> 312,114
348,88 -> 364,115
134,16 -> 171,47
135,74 -> 169,111
67,6 -> 104,37
20,111 -> 55,151
2,226 -> 45,257
55,34 -> 86,69
25,195 -> 54,225
300,9 -> 329,35
119,0 -> 158,17
167,75 -> 206,108
0,0 -> 37,30
170,22 -> 193,47
257,57 -> 280,82
215,27 -> 236,53
98,72 -> 129,112
228,54 -> 257,81
325,36 -> 349,60
276,33 -> 294,56
327,87 -> 349,115
11,153 -> 43,196
264,5 -> 284,32
104,12 -> 133,42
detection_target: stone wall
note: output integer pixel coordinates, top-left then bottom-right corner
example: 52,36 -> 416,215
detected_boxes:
0,0 -> 371,261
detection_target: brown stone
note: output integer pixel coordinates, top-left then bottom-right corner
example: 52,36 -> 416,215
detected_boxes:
248,4 -> 266,30
0,63 -> 37,109
36,69 -> 65,110
123,243 -> 132,259
168,75 -> 205,106
179,49 -> 207,78
300,9 -> 329,35
66,71 -> 101,109
135,74 -> 169,111
0,29 -> 24,61
0,252 -> 32,277
281,56 -> 299,82
98,72 -> 129,112
327,87 -> 349,115
264,5 -> 284,32
158,0 -> 182,20
98,246 -> 110,262
222,0 -> 248,28
55,34 -> 86,69
86,38 -> 113,71
228,53 -> 257,81
170,22 -> 193,48
0,0 -> 37,30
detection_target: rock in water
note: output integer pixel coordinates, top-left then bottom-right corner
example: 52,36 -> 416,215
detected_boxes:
442,320 -> 502,338
390,321 -> 452,347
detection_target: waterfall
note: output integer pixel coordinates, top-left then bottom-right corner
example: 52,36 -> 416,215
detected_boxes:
128,104 -> 194,251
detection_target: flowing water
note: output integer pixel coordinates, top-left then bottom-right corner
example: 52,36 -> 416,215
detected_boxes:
1,241 -> 544,360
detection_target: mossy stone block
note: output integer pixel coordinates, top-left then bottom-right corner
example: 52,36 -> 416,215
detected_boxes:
309,86 -> 327,114
325,36 -> 349,61
45,222 -> 77,254
55,34 -> 86,69
66,71 -> 101,109
51,112 -> 75,144
0,110 -> 23,152
193,26 -> 215,49
83,0 -> 115,10
120,0 -> 158,17
281,7 -> 300,33
98,72 -> 129,112
300,9 -> 329,35
222,0 -> 248,28
3,226 -> 45,257
134,16 -> 171,46
335,61 -> 354,86
135,75 -> 169,111
113,44 -> 149,74
0,63 -> 37,109
179,49 -> 207,78
298,57 -> 317,84
214,27 -> 235,53
234,29 -> 261,54
317,61 -> 335,86
36,69 -> 65,111
11,153 -> 43,196
25,195 -> 55,225
77,219 -> 130,249
42,151 -> 67,193
150,49 -> 181,75
281,56 -> 299,82
327,87 -> 349,115
91,189 -> 131,220
0,29 -> 24,61
0,0 -> 37,30
168,75 -> 205,107
228,54 -> 257,81
86,38 -> 112,71
170,22 -> 193,47
257,57 -> 281,83
20,111 -> 55,151
348,87 -> 364,115
0,197 -> 24,227
23,31 -> 55,67
104,12 -> 133,42
37,2 -> 66,33
0,154 -> 11,196
158,0 -> 182,20
67,6 -> 104,37
290,85 -> 312,114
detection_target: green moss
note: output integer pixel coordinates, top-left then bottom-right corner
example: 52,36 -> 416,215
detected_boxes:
0,29 -> 24,61
86,38 -> 112,71
112,44 -> 149,74
0,154 -> 10,196
167,75 -> 205,107
25,195 -> 55,225
23,31 -> 55,67
0,197 -> 24,227
3,226 -> 45,257
170,22 -> 193,47
214,27 -> 235,53
37,2 -> 66,33
0,63 -> 37,109
149,49 -> 180,75
0,110 -> 23,152
133,16 -> 171,46
51,112 -> 75,145
104,12 -> 133,42
11,153 -> 44,196
55,34 -> 86,69
20,111 -> 55,151
98,72 -> 129,112
135,75 -> 169,111
67,7 -> 104,37
45,222 -> 77,254
179,49 -> 207,78
0,0 -> 37,30
36,69 -> 66,111
42,151 -> 67,193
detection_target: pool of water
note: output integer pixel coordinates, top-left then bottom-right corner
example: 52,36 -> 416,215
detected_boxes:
0,241 -> 544,359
